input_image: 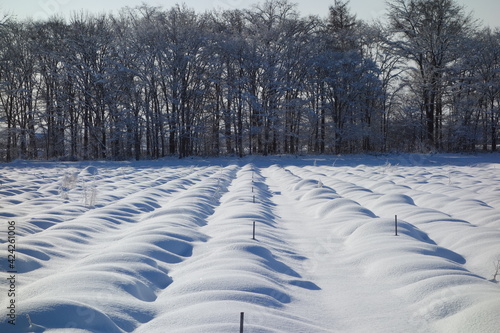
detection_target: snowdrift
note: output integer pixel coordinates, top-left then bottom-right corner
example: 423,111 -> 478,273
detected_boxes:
1,154 -> 499,332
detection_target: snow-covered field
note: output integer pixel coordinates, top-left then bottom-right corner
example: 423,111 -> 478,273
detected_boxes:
1,154 -> 500,333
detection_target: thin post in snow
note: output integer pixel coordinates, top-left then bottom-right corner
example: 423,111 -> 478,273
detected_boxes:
252,221 -> 256,240
253,195 -> 255,203
240,312 -> 244,333
395,215 -> 398,236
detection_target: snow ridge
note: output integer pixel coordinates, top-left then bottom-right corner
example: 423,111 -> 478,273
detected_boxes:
1,155 -> 499,332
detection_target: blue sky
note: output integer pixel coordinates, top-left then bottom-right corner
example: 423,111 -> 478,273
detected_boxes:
2,0 -> 499,27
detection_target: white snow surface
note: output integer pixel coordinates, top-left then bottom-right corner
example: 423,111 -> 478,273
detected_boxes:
1,153 -> 499,332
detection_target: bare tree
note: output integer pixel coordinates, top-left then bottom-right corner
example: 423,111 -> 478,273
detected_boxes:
387,0 -> 477,149
1,0 -> 497,160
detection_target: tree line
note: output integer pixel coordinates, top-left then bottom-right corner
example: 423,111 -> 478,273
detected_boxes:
0,0 -> 498,161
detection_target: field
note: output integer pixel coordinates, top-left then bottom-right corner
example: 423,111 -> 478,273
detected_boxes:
1,154 -> 500,332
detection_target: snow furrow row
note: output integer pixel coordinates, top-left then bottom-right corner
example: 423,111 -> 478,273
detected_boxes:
0,164 -> 199,237
1,156 -> 499,333
135,164 -> 328,332
282,164 -> 500,332
305,165 -> 500,281
1,165 -> 229,332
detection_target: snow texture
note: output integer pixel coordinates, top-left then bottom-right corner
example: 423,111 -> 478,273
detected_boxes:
1,153 -> 499,332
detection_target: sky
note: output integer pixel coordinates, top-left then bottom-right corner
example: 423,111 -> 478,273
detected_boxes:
1,0 -> 499,28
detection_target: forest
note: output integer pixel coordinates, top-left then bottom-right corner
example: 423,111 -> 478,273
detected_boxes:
0,0 -> 499,161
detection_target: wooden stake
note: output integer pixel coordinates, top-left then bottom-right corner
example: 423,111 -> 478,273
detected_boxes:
240,312 -> 244,333
252,221 -> 256,240
395,215 -> 398,236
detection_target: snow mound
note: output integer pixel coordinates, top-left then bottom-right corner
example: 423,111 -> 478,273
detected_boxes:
80,166 -> 98,176
1,154 -> 499,332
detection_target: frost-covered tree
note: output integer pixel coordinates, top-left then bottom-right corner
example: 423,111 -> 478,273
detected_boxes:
206,9 -> 251,156
0,21 -> 38,160
308,0 -> 383,154
387,0 -> 477,149
1,0 -> 497,161
244,0 -> 300,155
472,29 -> 500,151
447,28 -> 500,151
